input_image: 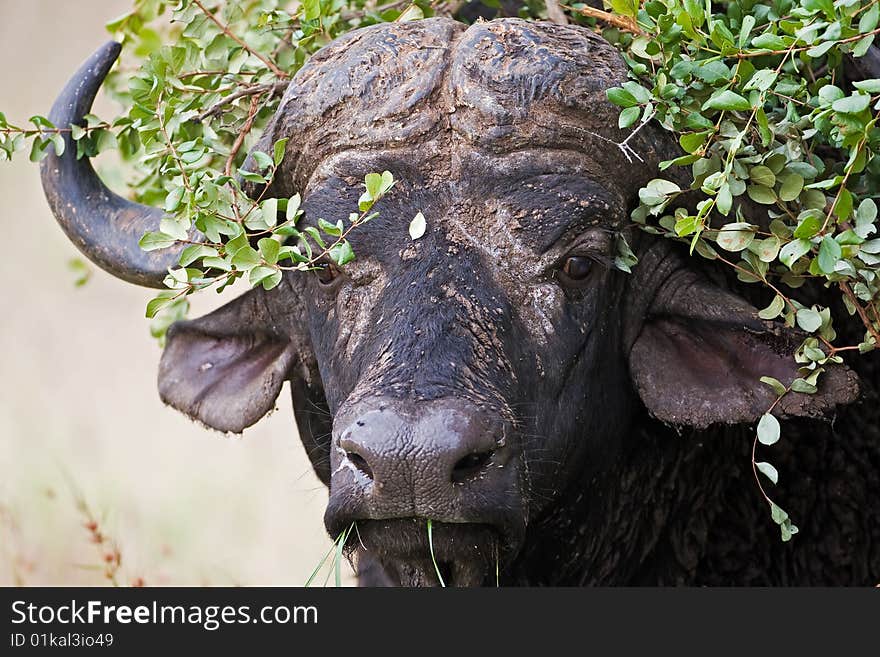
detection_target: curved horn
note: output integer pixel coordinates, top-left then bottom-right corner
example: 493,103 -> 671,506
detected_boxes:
40,42 -> 186,288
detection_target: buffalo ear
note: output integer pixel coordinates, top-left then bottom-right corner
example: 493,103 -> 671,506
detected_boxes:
158,288 -> 298,434
628,272 -> 859,429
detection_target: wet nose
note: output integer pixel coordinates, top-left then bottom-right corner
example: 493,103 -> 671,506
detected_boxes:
339,406 -> 501,486
324,399 -> 517,532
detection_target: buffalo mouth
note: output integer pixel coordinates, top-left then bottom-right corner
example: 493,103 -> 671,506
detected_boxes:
352,518 -> 509,587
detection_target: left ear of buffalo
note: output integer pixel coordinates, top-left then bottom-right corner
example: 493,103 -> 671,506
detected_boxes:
157,292 -> 297,434
628,281 -> 860,429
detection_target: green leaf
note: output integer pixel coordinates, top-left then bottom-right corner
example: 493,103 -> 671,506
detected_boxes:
780,238 -> 812,268
364,172 -> 383,199
304,226 -> 326,249
67,257 -> 91,287
777,173 -> 804,202
744,69 -> 778,92
855,199 -> 877,238
145,291 -> 178,319
261,198 -> 279,229
791,378 -> 817,394
860,4 -> 879,32
817,236 -> 842,274
796,308 -> 823,333
660,154 -> 701,170
758,294 -> 785,320
853,79 -> 880,94
608,0 -> 638,19
770,502 -> 788,525
694,60 -> 731,84
806,40 -> 835,58
286,193 -> 302,223
162,186 -> 184,213
757,413 -> 780,446
702,90 -> 752,112
249,265 -> 282,290
251,151 -> 274,171
684,113 -> 714,131
760,376 -> 788,396
749,165 -> 776,187
756,462 -> 779,485
747,184 -> 776,205
755,236 -> 781,263
853,34 -> 875,57
751,33 -> 786,50
178,244 -> 217,267
793,211 -> 823,239
679,131 -> 709,153
318,218 -> 343,237
606,87 -> 639,108
831,93 -> 871,114
273,138 -> 288,166
277,245 -> 308,264
380,171 -> 394,194
258,237 -> 281,265
329,239 -> 355,266
139,231 -> 178,251
302,0 -> 321,21
715,222 -> 754,252
716,183 -> 732,216
232,245 -> 261,270
621,81 -> 651,104
640,178 -> 681,206
396,3 -> 424,21
832,188 -> 853,222
739,15 -> 756,47
618,106 -> 641,129
237,169 -> 267,184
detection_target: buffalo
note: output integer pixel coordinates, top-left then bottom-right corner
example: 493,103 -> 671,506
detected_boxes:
40,18 -> 879,586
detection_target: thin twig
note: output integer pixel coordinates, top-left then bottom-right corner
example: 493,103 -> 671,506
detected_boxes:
195,80 -> 288,122
225,94 -> 262,177
192,0 -> 289,78
732,26 -> 880,59
562,4 -> 646,36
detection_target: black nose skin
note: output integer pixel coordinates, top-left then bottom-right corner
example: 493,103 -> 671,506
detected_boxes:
324,398 -> 521,536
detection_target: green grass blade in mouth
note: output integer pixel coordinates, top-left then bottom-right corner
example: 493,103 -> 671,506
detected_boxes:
427,519 -> 446,588
306,523 -> 352,587
305,541 -> 336,587
334,523 -> 353,588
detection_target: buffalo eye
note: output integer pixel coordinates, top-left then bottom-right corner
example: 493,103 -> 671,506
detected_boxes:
561,256 -> 592,281
314,260 -> 340,286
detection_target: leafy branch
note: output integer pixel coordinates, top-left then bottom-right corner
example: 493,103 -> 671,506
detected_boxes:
596,0 -> 880,538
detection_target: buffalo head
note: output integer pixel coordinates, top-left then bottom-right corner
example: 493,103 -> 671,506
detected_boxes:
41,18 -> 859,586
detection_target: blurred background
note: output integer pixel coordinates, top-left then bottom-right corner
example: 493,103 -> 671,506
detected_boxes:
0,0 -> 348,586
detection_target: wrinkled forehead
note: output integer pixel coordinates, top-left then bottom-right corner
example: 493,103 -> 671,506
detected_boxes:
306,146 -> 623,252
270,18 -> 645,193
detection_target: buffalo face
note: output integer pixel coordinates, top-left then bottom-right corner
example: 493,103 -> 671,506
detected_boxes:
43,19 -> 859,586
301,151 -> 640,585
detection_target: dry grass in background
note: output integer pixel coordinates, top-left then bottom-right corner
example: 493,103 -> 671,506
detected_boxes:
0,0 -> 352,586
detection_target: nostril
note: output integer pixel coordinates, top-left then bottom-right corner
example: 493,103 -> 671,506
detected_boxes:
346,450 -> 374,480
451,450 -> 494,484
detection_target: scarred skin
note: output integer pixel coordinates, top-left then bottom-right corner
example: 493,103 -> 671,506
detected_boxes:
41,18 -> 879,586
